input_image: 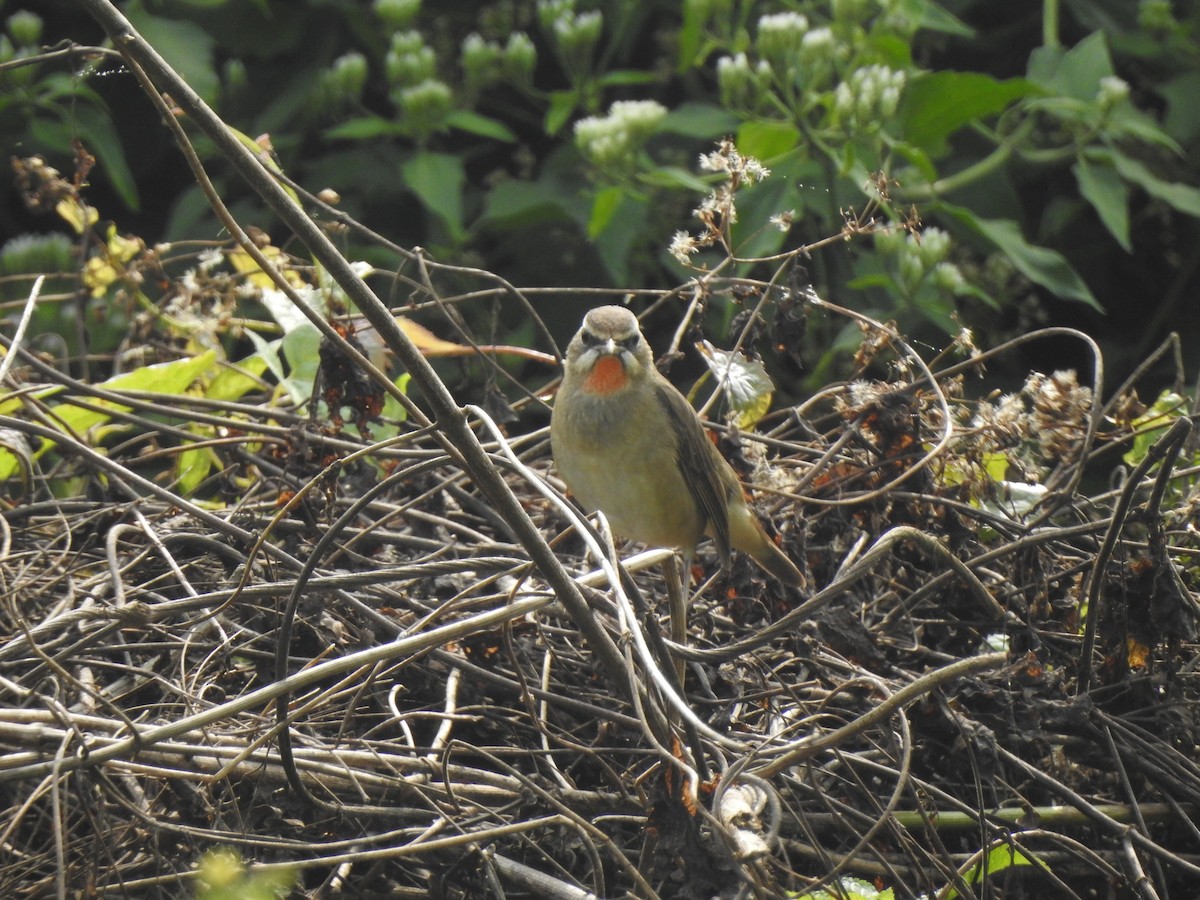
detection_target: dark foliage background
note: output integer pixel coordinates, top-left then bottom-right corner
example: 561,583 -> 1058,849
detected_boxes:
3,0 -> 1199,399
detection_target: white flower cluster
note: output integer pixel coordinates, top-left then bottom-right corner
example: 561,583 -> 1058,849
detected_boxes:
574,100 -> 668,169
716,52 -> 773,111
669,139 -> 772,265
757,11 -> 810,70
461,31 -> 537,90
874,225 -> 966,298
539,0 -> 603,61
834,64 -> 906,127
717,18 -> 842,111
312,52 -> 368,115
385,30 -> 436,88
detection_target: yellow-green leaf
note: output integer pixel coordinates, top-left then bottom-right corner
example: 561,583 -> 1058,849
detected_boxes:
695,340 -> 776,430
176,436 -> 220,497
0,351 -> 218,481
1123,390 -> 1185,466
982,451 -> 1009,482
207,354 -> 270,403
945,843 -> 1046,899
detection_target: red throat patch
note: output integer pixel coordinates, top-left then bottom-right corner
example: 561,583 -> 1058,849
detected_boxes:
583,355 -> 628,394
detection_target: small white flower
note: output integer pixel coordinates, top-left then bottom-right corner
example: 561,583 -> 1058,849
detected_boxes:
917,227 -> 951,264
717,51 -> 752,78
769,210 -> 796,231
800,26 -> 835,57
1097,75 -> 1130,108
933,261 -> 965,293
834,81 -> 854,118
669,231 -> 699,265
742,158 -> 770,183
758,11 -> 809,32
197,248 -> 223,272
699,149 -> 732,172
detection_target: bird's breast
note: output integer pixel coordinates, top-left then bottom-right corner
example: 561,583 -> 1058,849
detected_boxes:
552,386 -> 705,549
582,356 -> 629,394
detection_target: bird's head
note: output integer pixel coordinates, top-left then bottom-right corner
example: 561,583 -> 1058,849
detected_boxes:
565,306 -> 653,395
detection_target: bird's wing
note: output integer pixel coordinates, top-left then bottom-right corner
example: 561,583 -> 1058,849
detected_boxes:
653,380 -> 732,563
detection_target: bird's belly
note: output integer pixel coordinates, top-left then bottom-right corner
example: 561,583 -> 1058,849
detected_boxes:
554,412 -> 704,549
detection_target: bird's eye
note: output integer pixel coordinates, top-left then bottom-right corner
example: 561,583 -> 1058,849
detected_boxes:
580,331 -> 600,347
619,335 -> 640,351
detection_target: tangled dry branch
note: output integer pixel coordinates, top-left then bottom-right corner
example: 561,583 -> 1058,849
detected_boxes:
0,298 -> 1198,897
0,3 -> 1197,897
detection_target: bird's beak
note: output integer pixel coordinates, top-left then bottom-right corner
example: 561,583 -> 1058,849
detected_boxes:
601,338 -> 618,356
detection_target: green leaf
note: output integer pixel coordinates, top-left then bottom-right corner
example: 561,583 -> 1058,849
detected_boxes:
1106,105 -> 1183,153
676,0 -> 706,69
587,186 -> 625,239
29,111 -> 140,212
324,116 -> 406,141
1028,31 -> 1113,100
1123,390 -> 1186,466
888,140 -> 938,182
945,843 -> 1046,899
902,72 -> 1036,157
639,165 -> 711,192
400,151 -> 466,240
39,72 -> 104,107
1073,156 -> 1131,251
592,191 -> 648,284
545,90 -> 580,135
735,120 -> 801,161
660,102 -> 740,139
1109,151 -> 1200,218
64,351 -> 217,431
478,178 -> 576,229
0,351 -> 218,481
983,450 -> 1010,482
176,433 -> 219,497
914,0 -> 975,37
280,323 -> 322,404
370,372 -> 412,442
848,272 -> 901,292
206,353 -> 270,403
939,204 -> 1102,310
0,233 -> 74,278
244,331 -> 287,392
956,279 -> 1002,311
445,109 -> 517,142
596,69 -> 659,87
869,33 -> 914,70
124,0 -> 219,104
72,104 -> 141,210
1160,71 -> 1200,145
728,166 -> 805,262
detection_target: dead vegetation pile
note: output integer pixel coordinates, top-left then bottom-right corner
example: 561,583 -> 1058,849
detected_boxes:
1,12 -> 1198,896
0,283 -> 1198,898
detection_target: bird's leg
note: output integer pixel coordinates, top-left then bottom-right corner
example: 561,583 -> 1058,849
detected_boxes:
662,550 -> 690,687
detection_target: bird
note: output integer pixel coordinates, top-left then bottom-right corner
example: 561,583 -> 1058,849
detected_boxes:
550,305 -> 805,588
